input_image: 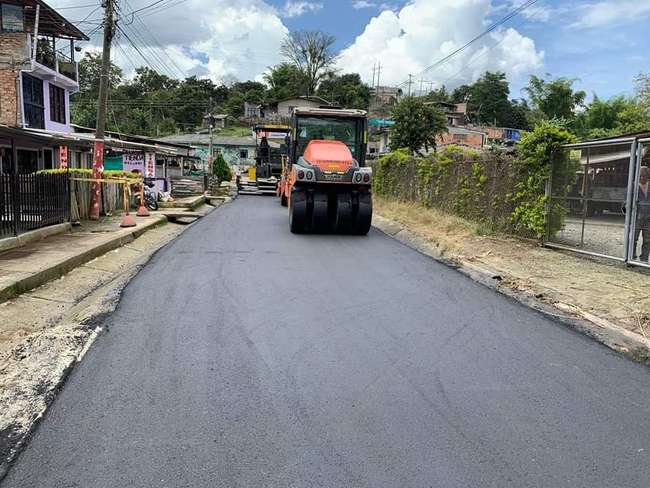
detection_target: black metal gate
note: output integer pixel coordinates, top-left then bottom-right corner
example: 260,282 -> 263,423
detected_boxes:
0,172 -> 70,239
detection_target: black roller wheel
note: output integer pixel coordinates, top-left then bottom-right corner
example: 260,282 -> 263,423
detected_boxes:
353,193 -> 372,235
334,193 -> 354,234
289,190 -> 307,233
312,191 -> 329,233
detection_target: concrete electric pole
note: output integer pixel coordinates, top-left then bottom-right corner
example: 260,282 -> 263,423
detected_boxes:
90,0 -> 115,220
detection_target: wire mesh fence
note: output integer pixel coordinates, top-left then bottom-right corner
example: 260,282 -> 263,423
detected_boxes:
546,138 -> 650,265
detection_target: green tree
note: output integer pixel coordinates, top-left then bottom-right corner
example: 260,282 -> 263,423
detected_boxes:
391,97 -> 448,154
425,85 -> 452,103
76,52 -> 123,95
451,84 -> 471,103
501,99 -> 531,130
317,73 -> 371,109
212,152 -> 232,183
264,63 -> 309,100
281,30 -> 337,95
525,74 -> 586,121
467,71 -> 511,126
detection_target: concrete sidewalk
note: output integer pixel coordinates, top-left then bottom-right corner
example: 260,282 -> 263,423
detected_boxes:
0,215 -> 167,303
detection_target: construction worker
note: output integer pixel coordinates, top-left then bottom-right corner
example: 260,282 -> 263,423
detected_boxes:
634,166 -> 650,261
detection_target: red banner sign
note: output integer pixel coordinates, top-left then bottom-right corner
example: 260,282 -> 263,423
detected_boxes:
59,146 -> 68,169
145,152 -> 155,178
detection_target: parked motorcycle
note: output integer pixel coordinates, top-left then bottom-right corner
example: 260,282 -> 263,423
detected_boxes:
136,180 -> 159,211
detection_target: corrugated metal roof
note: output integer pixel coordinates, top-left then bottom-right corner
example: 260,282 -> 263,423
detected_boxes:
157,134 -> 257,147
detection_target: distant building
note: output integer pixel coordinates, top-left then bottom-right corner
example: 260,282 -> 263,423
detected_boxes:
438,126 -> 486,149
243,96 -> 332,122
371,86 -> 402,106
158,133 -> 259,169
204,114 -> 230,130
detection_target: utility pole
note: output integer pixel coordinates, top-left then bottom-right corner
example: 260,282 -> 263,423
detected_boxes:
207,98 -> 215,175
419,78 -> 424,97
375,62 -> 381,104
90,0 -> 115,220
371,61 -> 376,90
407,74 -> 413,97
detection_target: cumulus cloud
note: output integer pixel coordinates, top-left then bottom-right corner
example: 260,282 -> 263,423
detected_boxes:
54,0 -> 288,82
352,0 -> 376,8
283,1 -> 323,17
573,0 -> 650,28
337,0 -> 544,89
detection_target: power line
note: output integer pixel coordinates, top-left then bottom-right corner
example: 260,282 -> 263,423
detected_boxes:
55,3 -> 100,10
396,0 -> 540,88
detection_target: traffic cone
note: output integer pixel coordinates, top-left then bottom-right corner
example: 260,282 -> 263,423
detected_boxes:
121,210 -> 136,227
136,203 -> 150,217
136,185 -> 150,217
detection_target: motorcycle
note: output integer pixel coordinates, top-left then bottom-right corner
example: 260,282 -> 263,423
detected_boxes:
136,180 -> 159,211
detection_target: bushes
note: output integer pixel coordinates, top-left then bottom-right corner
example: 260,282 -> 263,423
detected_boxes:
511,121 -> 576,238
37,168 -> 142,182
374,145 -> 523,233
212,152 -> 232,183
373,126 -> 575,239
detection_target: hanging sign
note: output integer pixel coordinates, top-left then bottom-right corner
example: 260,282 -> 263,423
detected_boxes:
145,152 -> 156,178
123,151 -> 145,174
59,146 -> 68,169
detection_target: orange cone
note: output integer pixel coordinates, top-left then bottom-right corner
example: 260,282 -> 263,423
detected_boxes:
121,211 -> 136,227
136,204 -> 150,217
136,185 -> 150,217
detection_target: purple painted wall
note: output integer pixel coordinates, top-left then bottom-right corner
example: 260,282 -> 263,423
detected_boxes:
43,80 -> 71,133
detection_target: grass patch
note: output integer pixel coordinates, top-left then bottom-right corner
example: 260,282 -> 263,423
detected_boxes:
216,125 -> 251,137
374,196 -> 483,256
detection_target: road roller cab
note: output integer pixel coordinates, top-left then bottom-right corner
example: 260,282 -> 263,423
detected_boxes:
279,107 -> 372,234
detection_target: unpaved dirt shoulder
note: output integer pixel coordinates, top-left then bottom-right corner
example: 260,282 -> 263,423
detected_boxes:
372,203 -> 650,365
0,222 -> 186,479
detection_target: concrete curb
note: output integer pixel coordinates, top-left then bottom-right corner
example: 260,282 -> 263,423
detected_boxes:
372,214 -> 650,365
0,216 -> 167,304
0,223 -> 72,254
158,195 -> 206,210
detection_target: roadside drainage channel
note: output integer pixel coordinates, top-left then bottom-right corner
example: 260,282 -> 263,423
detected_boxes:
372,215 -> 650,366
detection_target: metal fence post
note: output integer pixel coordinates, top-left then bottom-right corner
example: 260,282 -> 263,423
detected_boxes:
623,139 -> 638,262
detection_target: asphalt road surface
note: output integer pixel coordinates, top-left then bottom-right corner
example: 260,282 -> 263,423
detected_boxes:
4,196 -> 650,488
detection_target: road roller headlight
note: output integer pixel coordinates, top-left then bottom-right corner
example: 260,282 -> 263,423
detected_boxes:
296,168 -> 314,182
353,168 -> 372,185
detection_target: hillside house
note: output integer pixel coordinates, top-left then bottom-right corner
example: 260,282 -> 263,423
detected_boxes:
244,96 -> 332,121
0,0 -> 88,132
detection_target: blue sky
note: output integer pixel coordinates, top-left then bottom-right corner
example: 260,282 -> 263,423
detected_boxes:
269,0 -> 650,100
53,0 -> 650,101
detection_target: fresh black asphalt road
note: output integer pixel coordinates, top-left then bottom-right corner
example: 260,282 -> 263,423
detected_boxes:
4,196 -> 650,487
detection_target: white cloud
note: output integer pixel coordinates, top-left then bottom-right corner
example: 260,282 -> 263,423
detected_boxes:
573,1 -> 650,28
499,0 -> 555,22
337,0 -> 544,90
56,0 -> 289,83
352,0 -> 376,8
282,1 -> 323,17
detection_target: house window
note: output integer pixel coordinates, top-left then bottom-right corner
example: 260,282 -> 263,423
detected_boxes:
1,3 -> 24,32
49,84 -> 66,124
22,73 -> 44,129
239,149 -> 248,159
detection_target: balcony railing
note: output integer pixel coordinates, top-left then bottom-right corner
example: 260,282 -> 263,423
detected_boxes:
34,38 -> 78,82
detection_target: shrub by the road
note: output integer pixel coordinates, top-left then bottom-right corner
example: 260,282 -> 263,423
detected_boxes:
373,122 -> 576,239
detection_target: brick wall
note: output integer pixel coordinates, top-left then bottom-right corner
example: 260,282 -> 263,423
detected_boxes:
438,131 -> 485,149
0,32 -> 29,127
